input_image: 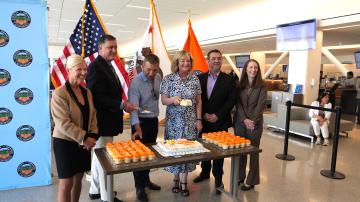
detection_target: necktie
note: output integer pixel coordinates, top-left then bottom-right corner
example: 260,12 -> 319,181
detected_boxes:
110,64 -> 121,87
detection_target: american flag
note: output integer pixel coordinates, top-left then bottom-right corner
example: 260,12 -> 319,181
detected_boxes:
50,0 -> 129,101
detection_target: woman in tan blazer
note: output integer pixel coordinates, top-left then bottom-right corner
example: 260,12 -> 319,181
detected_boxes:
51,55 -> 98,202
233,59 -> 267,191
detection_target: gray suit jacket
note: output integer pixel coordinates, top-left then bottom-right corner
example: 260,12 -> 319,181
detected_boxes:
234,84 -> 267,127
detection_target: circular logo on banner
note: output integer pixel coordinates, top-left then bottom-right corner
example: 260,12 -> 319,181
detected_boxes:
0,145 -> 14,162
11,11 -> 31,28
14,88 -> 33,105
13,50 -> 33,67
0,108 -> 13,125
0,30 -> 9,47
0,69 -> 11,86
16,125 -> 35,142
17,161 -> 36,177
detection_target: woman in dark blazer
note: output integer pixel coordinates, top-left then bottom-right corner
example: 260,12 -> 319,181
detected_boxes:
233,59 -> 267,191
51,55 -> 98,202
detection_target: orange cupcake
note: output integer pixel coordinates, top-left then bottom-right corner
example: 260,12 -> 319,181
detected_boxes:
229,141 -> 235,149
113,154 -> 123,164
221,141 -> 229,150
132,153 -> 140,163
233,140 -> 240,148
139,152 -> 147,161
148,152 -> 155,160
124,153 -> 132,163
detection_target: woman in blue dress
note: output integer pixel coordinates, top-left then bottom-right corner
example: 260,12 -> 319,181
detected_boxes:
160,50 -> 202,197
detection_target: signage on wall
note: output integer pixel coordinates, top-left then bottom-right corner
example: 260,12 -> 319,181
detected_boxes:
0,0 -> 50,190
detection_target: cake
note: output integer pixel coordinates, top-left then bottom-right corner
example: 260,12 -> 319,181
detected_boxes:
180,99 -> 192,106
155,139 -> 208,156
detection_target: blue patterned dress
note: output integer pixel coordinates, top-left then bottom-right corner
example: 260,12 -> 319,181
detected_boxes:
160,72 -> 201,174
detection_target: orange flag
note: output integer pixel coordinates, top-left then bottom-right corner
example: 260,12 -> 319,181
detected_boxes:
183,19 -> 208,73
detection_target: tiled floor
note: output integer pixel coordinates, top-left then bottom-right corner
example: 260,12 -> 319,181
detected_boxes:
1,124 -> 359,202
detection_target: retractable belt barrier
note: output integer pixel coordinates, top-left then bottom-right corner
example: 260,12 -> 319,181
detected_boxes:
275,101 -> 345,180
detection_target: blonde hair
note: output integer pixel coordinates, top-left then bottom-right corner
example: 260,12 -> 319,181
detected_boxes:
170,50 -> 193,73
65,54 -> 85,70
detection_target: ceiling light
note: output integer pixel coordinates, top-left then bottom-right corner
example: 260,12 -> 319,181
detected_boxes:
202,36 -> 275,48
49,8 -> 61,12
59,30 -> 73,33
137,17 -> 149,21
99,13 -> 114,17
323,24 -> 360,31
117,30 -> 134,33
126,5 -> 150,10
106,23 -> 126,27
62,19 -> 77,22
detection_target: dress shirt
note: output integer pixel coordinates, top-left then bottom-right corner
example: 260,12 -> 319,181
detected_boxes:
129,72 -> 161,125
207,72 -> 219,99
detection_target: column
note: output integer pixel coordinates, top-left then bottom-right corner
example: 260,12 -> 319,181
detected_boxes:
288,30 -> 323,105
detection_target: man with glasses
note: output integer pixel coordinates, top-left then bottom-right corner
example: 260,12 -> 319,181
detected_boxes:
128,54 -> 162,202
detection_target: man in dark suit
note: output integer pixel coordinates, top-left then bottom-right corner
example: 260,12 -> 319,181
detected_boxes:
86,34 -> 136,202
193,49 -> 236,194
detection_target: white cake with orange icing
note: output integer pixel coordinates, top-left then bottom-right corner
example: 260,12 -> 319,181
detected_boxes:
155,139 -> 208,156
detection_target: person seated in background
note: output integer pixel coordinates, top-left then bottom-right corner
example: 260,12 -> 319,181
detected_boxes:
51,54 -> 99,202
309,92 -> 332,146
344,71 -> 356,88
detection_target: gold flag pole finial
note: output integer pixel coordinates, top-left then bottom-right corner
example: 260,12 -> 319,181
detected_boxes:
187,9 -> 192,23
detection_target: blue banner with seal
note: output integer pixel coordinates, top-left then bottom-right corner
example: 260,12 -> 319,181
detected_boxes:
0,0 -> 51,190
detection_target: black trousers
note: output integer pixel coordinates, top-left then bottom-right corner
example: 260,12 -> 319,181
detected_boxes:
199,127 -> 226,183
357,99 -> 360,124
132,117 -> 158,190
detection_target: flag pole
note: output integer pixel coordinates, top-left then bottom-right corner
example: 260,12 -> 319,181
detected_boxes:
150,0 -> 154,52
187,9 -> 192,21
81,0 -> 87,57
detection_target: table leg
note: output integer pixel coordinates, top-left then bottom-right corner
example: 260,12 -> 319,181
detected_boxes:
107,174 -> 114,202
230,156 -> 240,200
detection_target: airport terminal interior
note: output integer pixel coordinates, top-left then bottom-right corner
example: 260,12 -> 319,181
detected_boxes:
1,0 -> 360,202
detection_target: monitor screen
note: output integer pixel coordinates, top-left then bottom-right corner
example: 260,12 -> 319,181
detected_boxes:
355,51 -> 360,69
235,55 -> 250,68
282,64 -> 288,72
276,19 -> 317,51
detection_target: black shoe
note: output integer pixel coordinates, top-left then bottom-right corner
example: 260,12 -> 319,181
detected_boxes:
89,193 -> 100,200
136,189 -> 149,202
215,183 -> 224,195
90,192 -> 117,200
146,181 -> 161,190
237,179 -> 244,186
101,197 -> 123,202
193,174 -> 210,183
240,184 -> 254,191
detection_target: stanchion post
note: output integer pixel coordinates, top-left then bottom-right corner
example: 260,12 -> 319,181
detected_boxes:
320,107 -> 345,179
276,101 -> 295,161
